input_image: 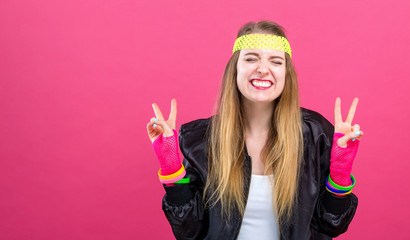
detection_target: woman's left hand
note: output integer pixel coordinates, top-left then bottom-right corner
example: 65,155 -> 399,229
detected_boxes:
334,97 -> 364,147
329,97 -> 364,187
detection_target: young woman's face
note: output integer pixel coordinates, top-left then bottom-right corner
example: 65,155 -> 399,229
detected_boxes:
236,48 -> 286,104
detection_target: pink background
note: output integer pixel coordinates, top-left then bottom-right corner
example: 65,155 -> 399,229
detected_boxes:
1,0 -> 409,239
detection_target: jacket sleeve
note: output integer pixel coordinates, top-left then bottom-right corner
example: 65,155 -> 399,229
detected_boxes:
310,116 -> 359,238
161,124 -> 209,240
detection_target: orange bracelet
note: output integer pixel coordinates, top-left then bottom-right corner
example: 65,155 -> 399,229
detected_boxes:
158,164 -> 185,180
326,187 -> 352,196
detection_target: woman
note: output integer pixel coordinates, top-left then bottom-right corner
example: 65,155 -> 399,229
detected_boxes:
146,20 -> 363,240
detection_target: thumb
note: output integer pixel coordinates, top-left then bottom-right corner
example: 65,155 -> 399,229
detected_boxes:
336,131 -> 361,148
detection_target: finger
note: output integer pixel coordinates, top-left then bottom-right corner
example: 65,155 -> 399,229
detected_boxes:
337,129 -> 363,147
148,118 -> 157,129
351,124 -> 360,141
151,119 -> 174,137
356,130 -> 364,141
168,98 -> 177,122
337,131 -> 356,148
147,121 -> 163,143
345,98 -> 359,124
147,120 -> 163,133
146,121 -> 152,131
351,124 -> 360,132
334,97 -> 343,124
152,103 -> 165,121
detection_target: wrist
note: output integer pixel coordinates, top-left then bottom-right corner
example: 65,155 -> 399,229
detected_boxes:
325,174 -> 355,197
152,129 -> 181,175
330,172 -> 352,186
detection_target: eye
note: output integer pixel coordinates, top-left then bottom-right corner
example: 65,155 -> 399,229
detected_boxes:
245,58 -> 257,62
272,61 -> 283,65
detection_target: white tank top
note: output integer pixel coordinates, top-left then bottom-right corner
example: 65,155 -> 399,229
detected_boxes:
237,174 -> 279,240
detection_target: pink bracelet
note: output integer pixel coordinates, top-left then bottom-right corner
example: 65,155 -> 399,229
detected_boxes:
159,170 -> 186,184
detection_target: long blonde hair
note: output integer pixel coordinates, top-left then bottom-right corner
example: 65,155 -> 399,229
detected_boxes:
204,20 -> 304,230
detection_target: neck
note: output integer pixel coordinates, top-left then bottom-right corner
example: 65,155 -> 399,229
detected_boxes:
242,98 -> 275,137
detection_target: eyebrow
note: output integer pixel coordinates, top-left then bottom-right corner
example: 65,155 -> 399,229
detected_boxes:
244,52 -> 284,60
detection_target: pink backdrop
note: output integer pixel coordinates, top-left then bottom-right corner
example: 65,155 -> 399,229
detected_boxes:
1,0 -> 409,239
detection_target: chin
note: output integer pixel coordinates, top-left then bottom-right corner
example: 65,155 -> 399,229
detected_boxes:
249,98 -> 276,104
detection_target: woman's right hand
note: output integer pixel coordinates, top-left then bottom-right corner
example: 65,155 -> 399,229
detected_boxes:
147,99 -> 177,143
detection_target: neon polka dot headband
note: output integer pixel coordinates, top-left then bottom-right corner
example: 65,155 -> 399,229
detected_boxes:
232,34 -> 292,58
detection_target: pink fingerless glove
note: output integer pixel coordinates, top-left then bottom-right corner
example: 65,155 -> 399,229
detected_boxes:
152,129 -> 182,176
329,133 -> 360,186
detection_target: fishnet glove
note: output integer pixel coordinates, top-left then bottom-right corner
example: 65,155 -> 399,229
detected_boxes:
152,129 -> 182,176
329,133 -> 360,186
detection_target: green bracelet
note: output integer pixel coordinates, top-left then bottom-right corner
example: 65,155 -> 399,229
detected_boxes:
328,174 -> 356,191
174,177 -> 190,184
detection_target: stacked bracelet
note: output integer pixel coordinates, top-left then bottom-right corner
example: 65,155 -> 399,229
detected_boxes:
325,174 -> 355,196
158,165 -> 188,184
174,177 -> 190,184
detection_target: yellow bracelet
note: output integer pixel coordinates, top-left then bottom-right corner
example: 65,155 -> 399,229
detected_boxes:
158,165 -> 185,180
326,187 -> 352,196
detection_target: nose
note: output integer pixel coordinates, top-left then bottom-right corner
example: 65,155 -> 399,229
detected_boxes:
257,60 -> 269,75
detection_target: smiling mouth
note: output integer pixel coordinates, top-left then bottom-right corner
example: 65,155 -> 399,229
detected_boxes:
250,79 -> 273,88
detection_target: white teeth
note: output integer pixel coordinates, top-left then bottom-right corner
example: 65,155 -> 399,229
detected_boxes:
251,80 -> 272,87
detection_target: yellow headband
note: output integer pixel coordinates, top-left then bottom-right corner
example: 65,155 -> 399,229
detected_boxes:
232,34 -> 292,58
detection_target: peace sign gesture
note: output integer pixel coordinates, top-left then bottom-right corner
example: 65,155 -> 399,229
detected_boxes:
334,97 -> 364,148
146,99 -> 178,143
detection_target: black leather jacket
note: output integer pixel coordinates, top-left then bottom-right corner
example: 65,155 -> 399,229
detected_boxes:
162,108 -> 358,240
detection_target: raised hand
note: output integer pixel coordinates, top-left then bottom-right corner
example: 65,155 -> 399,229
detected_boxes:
329,97 -> 364,188
334,97 -> 364,148
147,99 -> 183,180
147,99 -> 177,143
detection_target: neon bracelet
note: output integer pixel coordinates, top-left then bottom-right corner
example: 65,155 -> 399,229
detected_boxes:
325,180 -> 351,194
158,165 -> 185,180
174,178 -> 190,184
326,187 -> 352,195
159,171 -> 186,184
328,174 -> 356,191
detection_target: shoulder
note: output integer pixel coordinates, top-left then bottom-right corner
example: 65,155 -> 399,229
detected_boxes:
301,107 -> 334,144
179,117 -> 212,146
180,117 -> 212,137
178,117 -> 212,158
178,117 -> 212,179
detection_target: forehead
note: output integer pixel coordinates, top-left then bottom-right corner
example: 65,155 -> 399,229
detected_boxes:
239,48 -> 285,58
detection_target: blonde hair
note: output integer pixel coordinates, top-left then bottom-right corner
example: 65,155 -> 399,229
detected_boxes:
204,21 -> 304,232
